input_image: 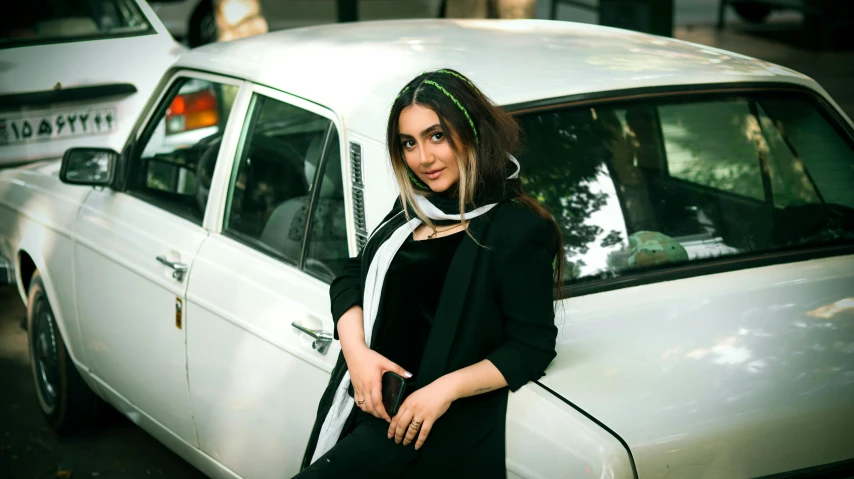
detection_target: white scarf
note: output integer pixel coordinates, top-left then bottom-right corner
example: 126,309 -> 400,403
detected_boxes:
310,156 -> 520,464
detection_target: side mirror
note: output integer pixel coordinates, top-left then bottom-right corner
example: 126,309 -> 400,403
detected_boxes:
59,148 -> 118,186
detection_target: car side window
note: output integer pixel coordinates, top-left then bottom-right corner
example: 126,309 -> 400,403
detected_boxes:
127,77 -> 239,224
515,92 -> 854,289
659,100 -> 765,201
758,97 -> 853,209
224,93 -> 348,282
659,100 -> 821,208
303,134 -> 348,281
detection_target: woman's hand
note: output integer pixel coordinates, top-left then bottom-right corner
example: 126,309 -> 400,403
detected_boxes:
387,377 -> 458,450
337,306 -> 411,422
343,344 -> 411,422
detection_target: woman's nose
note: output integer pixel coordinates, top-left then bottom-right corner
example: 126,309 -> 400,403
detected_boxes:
417,144 -> 433,165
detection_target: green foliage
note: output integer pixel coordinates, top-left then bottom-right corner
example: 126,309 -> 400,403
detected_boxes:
517,109 -> 617,264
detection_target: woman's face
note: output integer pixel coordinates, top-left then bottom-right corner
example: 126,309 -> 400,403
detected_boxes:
398,104 -> 460,194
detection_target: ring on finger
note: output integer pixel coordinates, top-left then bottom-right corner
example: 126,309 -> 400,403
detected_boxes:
357,399 -> 365,405
409,420 -> 422,430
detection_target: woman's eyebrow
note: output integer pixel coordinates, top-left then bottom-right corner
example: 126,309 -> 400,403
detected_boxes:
420,124 -> 441,136
399,124 -> 442,140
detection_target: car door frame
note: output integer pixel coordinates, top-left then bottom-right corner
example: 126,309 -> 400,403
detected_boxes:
202,81 -> 355,285
206,81 -> 350,372
119,68 -> 252,205
72,68 -> 251,439
182,82 -> 354,477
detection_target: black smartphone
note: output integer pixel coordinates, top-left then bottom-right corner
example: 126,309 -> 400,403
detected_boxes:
381,371 -> 407,416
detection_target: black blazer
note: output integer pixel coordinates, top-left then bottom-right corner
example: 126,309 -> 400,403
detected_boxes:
301,198 -> 559,476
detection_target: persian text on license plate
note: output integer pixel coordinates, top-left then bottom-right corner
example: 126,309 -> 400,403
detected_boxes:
0,107 -> 118,146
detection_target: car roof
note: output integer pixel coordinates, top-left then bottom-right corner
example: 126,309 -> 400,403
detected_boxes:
177,19 -> 814,141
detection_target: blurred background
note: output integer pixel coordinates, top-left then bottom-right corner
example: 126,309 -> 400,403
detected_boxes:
142,0 -> 853,51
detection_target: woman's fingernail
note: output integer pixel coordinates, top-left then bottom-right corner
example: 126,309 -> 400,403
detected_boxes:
387,433 -> 392,439
404,371 -> 413,378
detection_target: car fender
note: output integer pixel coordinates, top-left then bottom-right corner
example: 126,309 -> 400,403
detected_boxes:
507,382 -> 636,479
1,162 -> 93,371
15,223 -> 87,370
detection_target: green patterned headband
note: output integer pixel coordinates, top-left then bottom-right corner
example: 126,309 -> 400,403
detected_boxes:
395,71 -> 479,145
422,80 -> 478,145
435,69 -> 474,87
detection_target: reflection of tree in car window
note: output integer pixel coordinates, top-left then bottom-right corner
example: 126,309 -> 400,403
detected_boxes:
661,100 -> 766,200
602,106 -> 658,233
517,107 -> 621,278
515,92 -> 854,287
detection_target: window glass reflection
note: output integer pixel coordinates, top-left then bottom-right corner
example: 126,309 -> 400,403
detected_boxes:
515,92 -> 854,286
129,78 -> 238,224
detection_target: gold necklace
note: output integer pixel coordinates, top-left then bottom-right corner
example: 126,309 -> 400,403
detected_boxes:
427,222 -> 466,239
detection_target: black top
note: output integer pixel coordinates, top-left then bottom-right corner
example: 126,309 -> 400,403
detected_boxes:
305,200 -> 559,474
372,231 -> 465,391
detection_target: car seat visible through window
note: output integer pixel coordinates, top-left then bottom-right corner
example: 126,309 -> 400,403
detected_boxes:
259,134 -> 347,278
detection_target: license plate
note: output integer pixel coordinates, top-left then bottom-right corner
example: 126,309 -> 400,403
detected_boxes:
0,107 -> 118,146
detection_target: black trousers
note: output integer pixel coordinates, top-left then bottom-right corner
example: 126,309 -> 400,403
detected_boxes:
293,413 -> 419,479
295,410 -> 506,479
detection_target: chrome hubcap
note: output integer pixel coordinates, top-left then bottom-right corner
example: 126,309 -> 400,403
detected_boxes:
33,299 -> 59,410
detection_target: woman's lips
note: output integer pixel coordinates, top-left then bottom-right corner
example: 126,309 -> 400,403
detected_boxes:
424,168 -> 444,180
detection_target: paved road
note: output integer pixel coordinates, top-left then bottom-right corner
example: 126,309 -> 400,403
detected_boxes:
0,284 -> 207,479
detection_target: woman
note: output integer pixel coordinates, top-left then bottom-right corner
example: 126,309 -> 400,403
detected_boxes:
296,69 -> 563,478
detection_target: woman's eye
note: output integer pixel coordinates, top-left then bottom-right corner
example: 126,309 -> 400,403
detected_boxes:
431,132 -> 444,141
401,140 -> 415,149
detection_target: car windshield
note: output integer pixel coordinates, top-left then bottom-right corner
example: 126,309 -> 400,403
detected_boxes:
1,0 -> 153,48
514,90 -> 854,287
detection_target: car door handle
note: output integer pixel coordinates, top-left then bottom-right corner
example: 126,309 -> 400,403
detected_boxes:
156,255 -> 189,281
291,322 -> 333,355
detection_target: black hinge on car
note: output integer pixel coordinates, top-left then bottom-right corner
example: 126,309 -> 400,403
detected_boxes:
350,142 -> 368,251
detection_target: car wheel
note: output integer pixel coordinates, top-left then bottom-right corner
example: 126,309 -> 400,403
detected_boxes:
188,0 -> 218,48
27,271 -> 102,433
732,1 -> 773,23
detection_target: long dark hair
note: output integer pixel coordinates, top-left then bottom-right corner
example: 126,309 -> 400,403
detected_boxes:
386,68 -> 565,287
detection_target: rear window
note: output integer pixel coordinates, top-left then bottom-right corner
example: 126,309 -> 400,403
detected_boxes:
1,0 -> 153,48
515,91 -> 854,290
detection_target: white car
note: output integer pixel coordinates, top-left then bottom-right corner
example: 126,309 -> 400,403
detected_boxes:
2,19 -> 854,479
0,0 -> 185,167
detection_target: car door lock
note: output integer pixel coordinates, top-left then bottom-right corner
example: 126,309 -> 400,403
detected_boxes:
156,255 -> 189,281
291,322 -> 333,355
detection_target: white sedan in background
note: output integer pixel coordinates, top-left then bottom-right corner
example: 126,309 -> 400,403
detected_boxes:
1,19 -> 854,479
0,0 -> 184,167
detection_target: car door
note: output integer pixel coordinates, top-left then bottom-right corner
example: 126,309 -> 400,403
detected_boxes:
73,71 -> 246,446
185,84 -> 351,478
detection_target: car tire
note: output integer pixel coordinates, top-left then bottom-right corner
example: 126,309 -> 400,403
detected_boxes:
27,271 -> 102,433
732,1 -> 773,23
188,0 -> 218,48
